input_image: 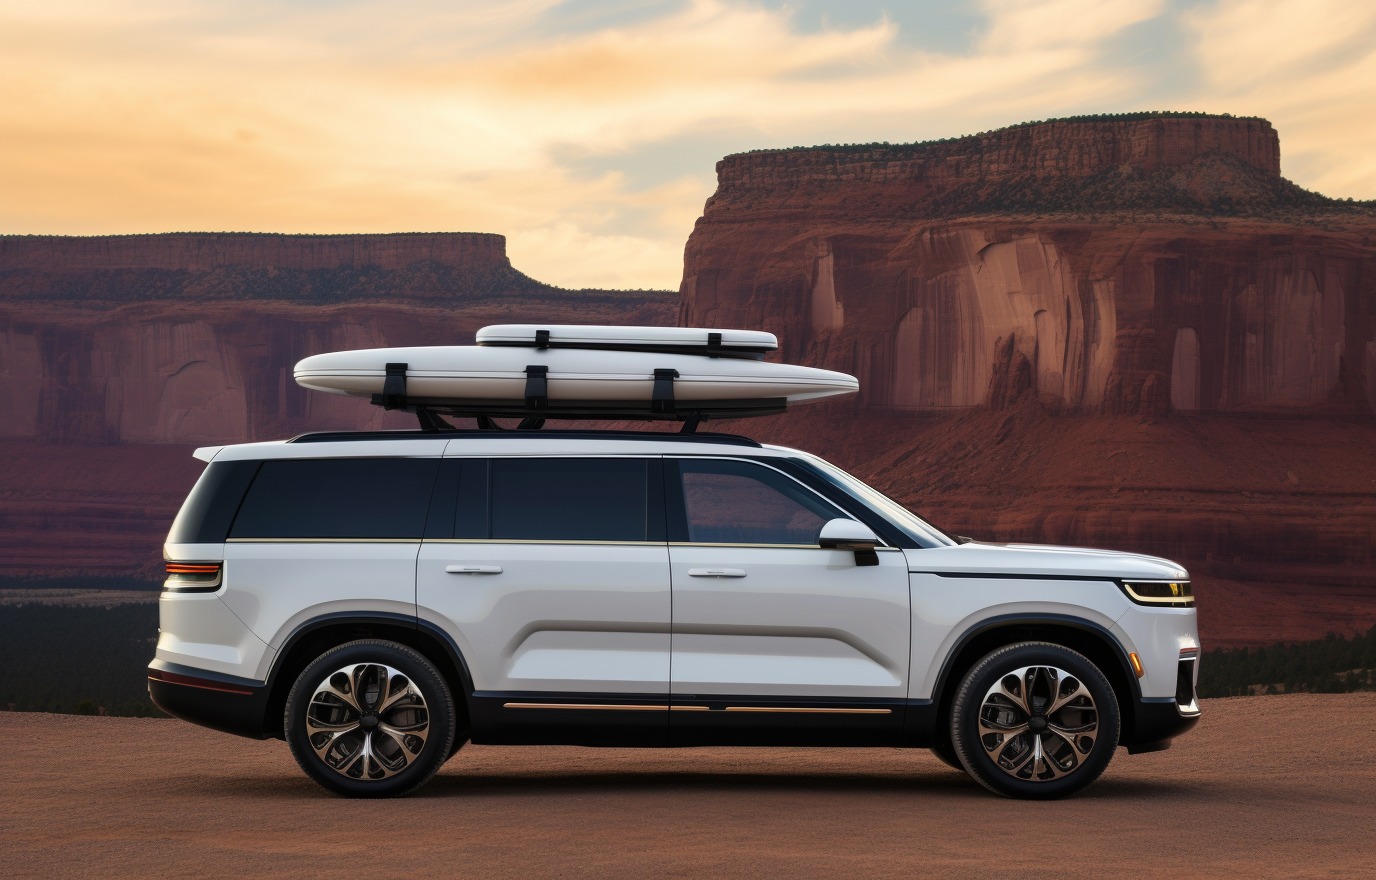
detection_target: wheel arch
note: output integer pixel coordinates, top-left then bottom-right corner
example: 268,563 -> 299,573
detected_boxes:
926,614 -> 1141,750
262,612 -> 475,742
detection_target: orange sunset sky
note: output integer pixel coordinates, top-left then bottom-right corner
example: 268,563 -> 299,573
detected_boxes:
2,0 -> 1374,288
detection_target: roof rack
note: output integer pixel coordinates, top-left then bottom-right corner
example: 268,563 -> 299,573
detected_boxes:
288,428 -> 763,447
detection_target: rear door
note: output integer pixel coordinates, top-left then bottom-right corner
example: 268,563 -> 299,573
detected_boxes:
666,457 -> 910,745
417,456 -> 671,745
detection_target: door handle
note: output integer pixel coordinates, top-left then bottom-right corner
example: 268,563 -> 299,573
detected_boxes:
445,565 -> 503,575
687,568 -> 746,578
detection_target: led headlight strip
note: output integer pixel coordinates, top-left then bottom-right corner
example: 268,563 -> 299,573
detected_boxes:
1121,579 -> 1193,608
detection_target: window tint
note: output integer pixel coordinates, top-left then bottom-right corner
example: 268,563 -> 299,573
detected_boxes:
229,459 -> 439,539
676,459 -> 843,545
168,459 -> 261,544
490,459 -> 648,541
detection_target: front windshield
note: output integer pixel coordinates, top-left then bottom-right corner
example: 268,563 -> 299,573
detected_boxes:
792,452 -> 956,549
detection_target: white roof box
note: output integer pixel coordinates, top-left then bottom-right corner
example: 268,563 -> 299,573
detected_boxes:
294,341 -> 857,425
476,324 -> 777,360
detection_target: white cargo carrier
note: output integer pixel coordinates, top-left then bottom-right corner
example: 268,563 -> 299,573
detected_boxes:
293,324 -> 858,431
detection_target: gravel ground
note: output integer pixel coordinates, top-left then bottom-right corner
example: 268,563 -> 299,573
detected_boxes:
1,693 -> 1372,879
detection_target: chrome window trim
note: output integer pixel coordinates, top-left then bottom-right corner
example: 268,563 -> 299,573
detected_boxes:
225,537 -> 423,544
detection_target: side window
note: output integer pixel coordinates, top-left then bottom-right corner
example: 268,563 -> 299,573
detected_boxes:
487,458 -> 651,542
229,459 -> 439,539
674,459 -> 844,545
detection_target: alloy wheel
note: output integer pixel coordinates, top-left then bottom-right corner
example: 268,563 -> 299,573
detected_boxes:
977,665 -> 1099,782
305,663 -> 430,781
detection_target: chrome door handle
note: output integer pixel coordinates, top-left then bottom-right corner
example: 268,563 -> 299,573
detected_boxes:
687,568 -> 746,578
445,565 -> 503,575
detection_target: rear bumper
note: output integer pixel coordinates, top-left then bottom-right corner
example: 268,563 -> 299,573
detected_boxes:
147,660 -> 271,740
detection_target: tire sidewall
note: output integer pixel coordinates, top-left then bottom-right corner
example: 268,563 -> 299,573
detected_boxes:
285,639 -> 455,798
951,642 -> 1120,799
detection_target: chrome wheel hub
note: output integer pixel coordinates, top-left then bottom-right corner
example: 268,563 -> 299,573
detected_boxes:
978,665 -> 1099,782
306,663 -> 430,781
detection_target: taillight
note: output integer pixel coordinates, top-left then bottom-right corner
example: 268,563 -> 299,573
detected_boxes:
164,561 -> 222,593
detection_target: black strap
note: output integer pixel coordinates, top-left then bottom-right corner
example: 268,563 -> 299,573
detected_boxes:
706,332 -> 722,358
382,363 -> 408,411
524,365 -> 549,410
415,408 -> 454,432
652,368 -> 679,414
535,329 -> 550,350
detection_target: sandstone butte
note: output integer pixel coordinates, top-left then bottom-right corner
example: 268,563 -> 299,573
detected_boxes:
2,112 -> 1375,648
679,113 -> 1376,647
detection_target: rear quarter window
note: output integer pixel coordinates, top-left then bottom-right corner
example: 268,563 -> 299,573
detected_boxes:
167,460 -> 262,544
228,458 -> 440,539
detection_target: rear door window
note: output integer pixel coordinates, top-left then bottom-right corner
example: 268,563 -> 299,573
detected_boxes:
229,458 -> 440,539
480,458 -> 654,542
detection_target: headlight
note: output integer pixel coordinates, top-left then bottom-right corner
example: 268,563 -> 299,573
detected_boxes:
1121,580 -> 1193,608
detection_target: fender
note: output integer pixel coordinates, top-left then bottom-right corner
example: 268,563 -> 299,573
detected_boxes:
906,612 -> 1143,747
260,611 -> 478,737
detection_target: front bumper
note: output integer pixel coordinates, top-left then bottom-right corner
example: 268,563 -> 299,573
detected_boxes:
1125,697 -> 1200,753
147,659 -> 272,739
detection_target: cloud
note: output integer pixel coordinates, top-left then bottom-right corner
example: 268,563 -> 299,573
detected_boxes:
1,0 -> 1371,290
1183,0 -> 1376,196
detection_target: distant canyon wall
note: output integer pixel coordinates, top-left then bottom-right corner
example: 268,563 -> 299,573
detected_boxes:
0,233 -> 675,443
681,117 -> 1376,416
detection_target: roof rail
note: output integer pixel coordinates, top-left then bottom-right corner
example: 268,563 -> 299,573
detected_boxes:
287,429 -> 763,447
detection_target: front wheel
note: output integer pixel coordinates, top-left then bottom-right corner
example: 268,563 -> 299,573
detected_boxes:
285,639 -> 456,798
950,642 -> 1120,799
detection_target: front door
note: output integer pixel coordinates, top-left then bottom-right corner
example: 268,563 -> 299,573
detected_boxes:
417,456 -> 670,745
666,457 -> 910,745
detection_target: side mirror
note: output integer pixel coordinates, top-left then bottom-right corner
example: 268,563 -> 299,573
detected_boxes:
818,518 -> 881,567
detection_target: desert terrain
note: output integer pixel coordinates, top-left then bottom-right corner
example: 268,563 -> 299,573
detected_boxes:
1,694 -> 1372,878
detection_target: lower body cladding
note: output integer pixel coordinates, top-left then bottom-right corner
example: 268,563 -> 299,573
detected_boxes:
468,694 -> 908,747
148,667 -> 1201,751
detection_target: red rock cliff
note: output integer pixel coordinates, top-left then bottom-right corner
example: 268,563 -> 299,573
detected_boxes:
0,232 -> 676,443
681,115 -> 1376,416
682,114 -> 1376,645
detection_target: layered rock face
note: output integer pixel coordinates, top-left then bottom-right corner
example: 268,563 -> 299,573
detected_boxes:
0,232 -> 674,583
684,114 -> 1376,645
681,116 -> 1376,417
0,233 -> 676,443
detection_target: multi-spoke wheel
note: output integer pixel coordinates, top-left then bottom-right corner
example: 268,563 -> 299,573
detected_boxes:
285,640 -> 455,797
951,642 -> 1119,799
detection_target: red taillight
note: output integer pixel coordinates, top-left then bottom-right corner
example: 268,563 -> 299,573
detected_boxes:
166,563 -> 220,574
164,561 -> 222,592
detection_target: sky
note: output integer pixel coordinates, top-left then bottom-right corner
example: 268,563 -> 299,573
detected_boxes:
2,0 -> 1374,290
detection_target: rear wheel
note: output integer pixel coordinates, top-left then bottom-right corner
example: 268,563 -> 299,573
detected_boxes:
285,639 -> 456,798
950,642 -> 1119,799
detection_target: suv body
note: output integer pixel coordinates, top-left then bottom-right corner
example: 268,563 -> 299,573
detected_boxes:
151,429 -> 1200,798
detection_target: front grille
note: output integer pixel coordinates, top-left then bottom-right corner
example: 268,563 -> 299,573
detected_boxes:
1176,657 -> 1199,712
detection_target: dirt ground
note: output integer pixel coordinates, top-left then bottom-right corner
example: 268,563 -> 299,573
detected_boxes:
2,693 -> 1373,879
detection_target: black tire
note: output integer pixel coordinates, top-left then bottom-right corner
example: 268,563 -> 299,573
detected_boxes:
950,642 -> 1119,799
285,639 -> 456,798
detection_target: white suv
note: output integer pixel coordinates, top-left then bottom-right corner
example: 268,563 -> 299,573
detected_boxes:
151,429 -> 1200,799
